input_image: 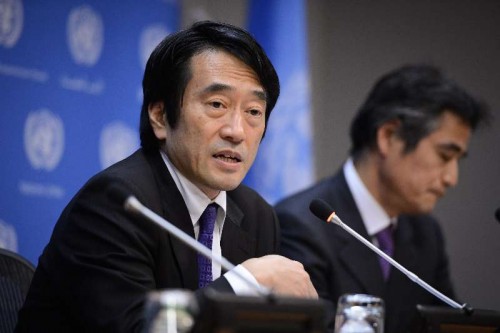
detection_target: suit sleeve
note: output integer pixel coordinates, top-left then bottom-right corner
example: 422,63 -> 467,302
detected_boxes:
41,176 -> 160,332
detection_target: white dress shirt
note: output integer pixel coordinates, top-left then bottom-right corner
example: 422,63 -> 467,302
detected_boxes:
343,158 -> 396,239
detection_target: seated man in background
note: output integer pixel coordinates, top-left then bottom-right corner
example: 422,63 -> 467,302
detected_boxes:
275,64 -> 489,333
16,21 -> 317,332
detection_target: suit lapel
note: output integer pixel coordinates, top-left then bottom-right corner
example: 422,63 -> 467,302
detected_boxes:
147,151 -> 199,290
221,196 -> 255,271
389,216 -> 417,287
330,171 -> 386,296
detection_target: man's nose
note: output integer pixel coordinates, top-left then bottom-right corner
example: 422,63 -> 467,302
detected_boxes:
220,109 -> 246,143
443,159 -> 459,188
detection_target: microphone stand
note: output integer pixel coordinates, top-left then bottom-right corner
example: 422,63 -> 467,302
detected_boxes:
332,213 -> 465,310
310,198 -> 472,313
121,193 -> 272,298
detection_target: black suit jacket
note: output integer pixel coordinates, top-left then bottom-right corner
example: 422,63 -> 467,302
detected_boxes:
275,169 -> 455,333
17,149 -> 279,332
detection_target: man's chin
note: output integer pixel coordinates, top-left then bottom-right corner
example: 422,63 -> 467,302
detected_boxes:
414,203 -> 436,215
212,177 -> 244,192
219,182 -> 241,192
402,201 -> 436,215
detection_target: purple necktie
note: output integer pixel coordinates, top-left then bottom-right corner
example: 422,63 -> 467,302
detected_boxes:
197,203 -> 218,288
376,225 -> 394,280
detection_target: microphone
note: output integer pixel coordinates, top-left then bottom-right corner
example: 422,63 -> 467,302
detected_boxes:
309,198 -> 473,313
107,184 -> 272,298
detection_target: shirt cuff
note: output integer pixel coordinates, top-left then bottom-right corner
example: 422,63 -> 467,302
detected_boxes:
224,264 -> 262,296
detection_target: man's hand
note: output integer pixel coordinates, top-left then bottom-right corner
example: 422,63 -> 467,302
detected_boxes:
242,255 -> 318,298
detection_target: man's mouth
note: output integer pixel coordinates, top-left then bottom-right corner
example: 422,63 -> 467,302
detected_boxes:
214,152 -> 242,163
430,189 -> 444,198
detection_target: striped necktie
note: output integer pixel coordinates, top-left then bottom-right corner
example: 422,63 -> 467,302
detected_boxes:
376,224 -> 394,280
197,203 -> 218,288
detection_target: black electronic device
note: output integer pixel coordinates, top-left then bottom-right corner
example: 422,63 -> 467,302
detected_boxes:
410,305 -> 500,333
192,289 -> 327,333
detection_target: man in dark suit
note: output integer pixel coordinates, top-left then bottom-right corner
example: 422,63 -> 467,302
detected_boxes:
275,64 -> 490,333
16,21 -> 317,332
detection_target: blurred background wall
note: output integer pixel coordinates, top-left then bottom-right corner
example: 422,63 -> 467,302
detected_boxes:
1,0 -> 499,312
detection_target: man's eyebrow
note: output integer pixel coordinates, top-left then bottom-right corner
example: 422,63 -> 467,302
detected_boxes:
201,83 -> 267,101
253,90 -> 267,101
202,83 -> 232,94
438,142 -> 469,158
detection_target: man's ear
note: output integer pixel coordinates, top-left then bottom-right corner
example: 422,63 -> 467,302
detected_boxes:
376,119 -> 401,157
148,102 -> 167,140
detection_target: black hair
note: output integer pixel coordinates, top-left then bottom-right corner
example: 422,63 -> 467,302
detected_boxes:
140,21 -> 280,152
349,64 -> 490,159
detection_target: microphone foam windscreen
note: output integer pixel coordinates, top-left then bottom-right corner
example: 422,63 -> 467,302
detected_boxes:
309,199 -> 334,221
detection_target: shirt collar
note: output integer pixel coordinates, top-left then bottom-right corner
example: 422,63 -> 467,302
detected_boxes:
160,150 -> 227,227
343,158 -> 394,236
